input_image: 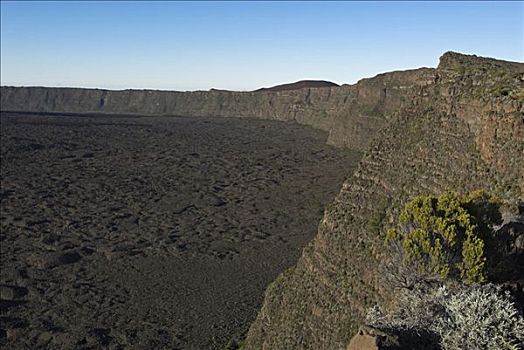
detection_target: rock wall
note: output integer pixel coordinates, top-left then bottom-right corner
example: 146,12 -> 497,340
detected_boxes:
1,52 -> 523,348
241,53 -> 523,349
1,67 -> 435,153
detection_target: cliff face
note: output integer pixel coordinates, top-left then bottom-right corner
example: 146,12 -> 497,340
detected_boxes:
1,52 -> 523,348
241,53 -> 523,349
0,67 -> 435,153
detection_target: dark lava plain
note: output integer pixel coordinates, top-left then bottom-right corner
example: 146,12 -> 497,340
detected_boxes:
0,112 -> 360,349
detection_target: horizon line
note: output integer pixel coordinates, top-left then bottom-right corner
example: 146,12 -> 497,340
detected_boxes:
1,51 -> 522,93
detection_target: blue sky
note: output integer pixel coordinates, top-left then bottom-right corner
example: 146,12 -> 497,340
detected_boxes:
1,1 -> 522,91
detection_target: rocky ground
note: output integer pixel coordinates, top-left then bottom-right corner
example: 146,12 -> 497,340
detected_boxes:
0,112 -> 360,349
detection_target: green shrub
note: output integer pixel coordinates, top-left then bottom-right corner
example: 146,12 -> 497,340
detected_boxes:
385,190 -> 502,284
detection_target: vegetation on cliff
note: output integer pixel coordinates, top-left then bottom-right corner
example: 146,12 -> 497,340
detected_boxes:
384,191 -> 502,285
242,52 -> 523,350
366,283 -> 524,350
365,191 -> 524,349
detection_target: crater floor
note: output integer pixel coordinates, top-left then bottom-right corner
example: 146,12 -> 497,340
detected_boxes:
0,113 -> 360,349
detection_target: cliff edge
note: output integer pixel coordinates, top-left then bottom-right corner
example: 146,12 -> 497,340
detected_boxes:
241,52 -> 523,349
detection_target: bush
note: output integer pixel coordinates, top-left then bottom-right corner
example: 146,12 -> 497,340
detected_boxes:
384,191 -> 502,285
366,283 -> 524,350
439,284 -> 524,350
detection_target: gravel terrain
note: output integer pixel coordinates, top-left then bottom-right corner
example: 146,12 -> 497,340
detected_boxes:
0,112 -> 360,349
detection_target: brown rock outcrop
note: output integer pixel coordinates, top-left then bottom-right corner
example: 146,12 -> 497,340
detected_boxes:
347,326 -> 399,350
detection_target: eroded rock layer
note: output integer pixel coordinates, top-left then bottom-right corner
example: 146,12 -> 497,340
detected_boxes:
242,53 -> 523,349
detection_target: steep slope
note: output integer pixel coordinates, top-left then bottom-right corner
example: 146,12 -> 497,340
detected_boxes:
242,53 -> 523,348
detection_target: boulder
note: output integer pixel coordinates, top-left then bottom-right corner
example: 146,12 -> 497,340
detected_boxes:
347,326 -> 399,350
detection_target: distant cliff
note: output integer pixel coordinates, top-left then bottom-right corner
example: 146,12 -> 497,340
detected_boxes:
1,52 -> 523,348
1,68 -> 436,153
255,80 -> 339,92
